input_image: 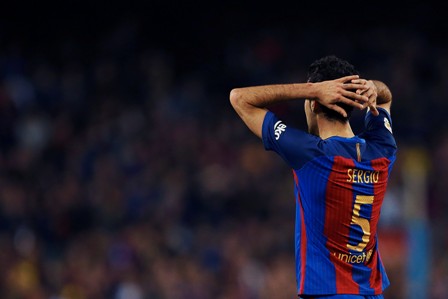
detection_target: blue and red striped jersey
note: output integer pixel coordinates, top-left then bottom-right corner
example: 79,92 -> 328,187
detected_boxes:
262,108 -> 397,296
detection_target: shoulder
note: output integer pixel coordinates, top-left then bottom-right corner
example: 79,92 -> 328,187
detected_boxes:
359,108 -> 397,156
363,107 -> 394,136
262,111 -> 319,145
262,111 -> 324,169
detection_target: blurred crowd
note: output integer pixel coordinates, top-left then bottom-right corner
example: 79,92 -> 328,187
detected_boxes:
0,10 -> 448,299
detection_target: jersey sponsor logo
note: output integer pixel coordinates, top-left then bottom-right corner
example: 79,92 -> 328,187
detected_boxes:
332,249 -> 373,264
384,117 -> 392,133
274,120 -> 287,140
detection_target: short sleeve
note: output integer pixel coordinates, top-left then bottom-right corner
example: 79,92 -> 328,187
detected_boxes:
359,107 -> 397,153
262,111 -> 322,169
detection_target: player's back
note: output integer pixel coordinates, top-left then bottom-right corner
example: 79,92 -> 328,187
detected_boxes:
262,108 -> 397,295
293,135 -> 395,294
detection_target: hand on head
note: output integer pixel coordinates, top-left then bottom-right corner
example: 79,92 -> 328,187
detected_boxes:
315,75 -> 375,118
351,78 -> 379,116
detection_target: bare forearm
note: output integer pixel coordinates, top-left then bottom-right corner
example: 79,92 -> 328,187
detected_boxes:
229,83 -> 312,138
229,83 -> 316,109
372,80 -> 392,105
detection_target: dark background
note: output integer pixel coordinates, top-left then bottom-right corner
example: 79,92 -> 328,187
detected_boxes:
0,2 -> 446,299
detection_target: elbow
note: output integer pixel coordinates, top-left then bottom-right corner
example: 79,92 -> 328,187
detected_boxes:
230,88 -> 257,114
229,88 -> 243,109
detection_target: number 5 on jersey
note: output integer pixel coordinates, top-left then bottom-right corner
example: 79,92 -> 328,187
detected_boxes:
347,195 -> 374,252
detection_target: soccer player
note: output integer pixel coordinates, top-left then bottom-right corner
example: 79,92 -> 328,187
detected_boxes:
229,55 -> 396,299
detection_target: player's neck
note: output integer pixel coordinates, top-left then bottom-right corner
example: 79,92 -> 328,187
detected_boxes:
317,118 -> 354,140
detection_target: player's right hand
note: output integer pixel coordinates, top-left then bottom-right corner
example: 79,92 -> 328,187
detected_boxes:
351,79 -> 379,116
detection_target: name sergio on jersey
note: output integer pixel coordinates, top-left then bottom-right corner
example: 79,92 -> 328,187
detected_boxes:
274,120 -> 286,140
346,168 -> 380,184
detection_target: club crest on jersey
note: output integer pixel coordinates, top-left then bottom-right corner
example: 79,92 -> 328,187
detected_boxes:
274,120 -> 287,140
384,117 -> 392,134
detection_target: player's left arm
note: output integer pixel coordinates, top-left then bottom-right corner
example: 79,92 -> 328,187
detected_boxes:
229,76 -> 369,138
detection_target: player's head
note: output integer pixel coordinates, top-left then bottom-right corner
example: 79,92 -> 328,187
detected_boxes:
306,55 -> 360,123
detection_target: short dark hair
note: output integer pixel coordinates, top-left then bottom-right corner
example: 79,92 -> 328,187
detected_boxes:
307,55 -> 359,122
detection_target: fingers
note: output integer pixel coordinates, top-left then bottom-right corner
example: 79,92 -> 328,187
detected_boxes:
359,88 -> 374,99
351,79 -> 367,84
351,79 -> 369,95
337,95 -> 365,109
320,77 -> 378,116
343,83 -> 368,91
340,90 -> 369,104
328,104 -> 348,118
358,83 -> 378,115
336,75 -> 360,83
369,105 -> 379,116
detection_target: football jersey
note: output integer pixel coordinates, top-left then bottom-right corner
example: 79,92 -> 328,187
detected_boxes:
262,108 -> 397,296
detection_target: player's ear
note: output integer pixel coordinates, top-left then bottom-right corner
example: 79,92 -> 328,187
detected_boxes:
311,100 -> 321,114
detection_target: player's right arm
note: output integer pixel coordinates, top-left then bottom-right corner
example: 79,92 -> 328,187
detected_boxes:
372,80 -> 392,112
353,79 -> 392,114
356,79 -> 396,151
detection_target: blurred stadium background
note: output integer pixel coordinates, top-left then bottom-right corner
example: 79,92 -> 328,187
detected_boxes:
0,2 -> 447,298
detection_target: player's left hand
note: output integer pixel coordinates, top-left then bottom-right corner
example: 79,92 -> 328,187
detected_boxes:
352,79 -> 379,116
